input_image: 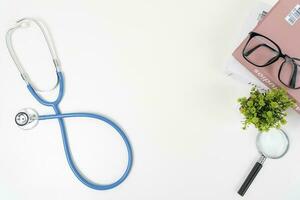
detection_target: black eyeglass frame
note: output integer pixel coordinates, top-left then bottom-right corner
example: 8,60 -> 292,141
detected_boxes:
242,31 -> 300,89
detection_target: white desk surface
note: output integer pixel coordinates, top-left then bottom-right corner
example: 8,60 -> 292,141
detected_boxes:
1,0 -> 300,199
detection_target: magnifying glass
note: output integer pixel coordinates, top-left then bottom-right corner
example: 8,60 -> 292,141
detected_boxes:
238,129 -> 289,196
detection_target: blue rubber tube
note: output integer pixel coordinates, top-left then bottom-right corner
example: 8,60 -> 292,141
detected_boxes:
27,72 -> 133,190
39,108 -> 133,190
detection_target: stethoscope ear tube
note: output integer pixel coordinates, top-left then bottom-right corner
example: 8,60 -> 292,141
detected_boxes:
6,18 -> 61,92
238,157 -> 264,196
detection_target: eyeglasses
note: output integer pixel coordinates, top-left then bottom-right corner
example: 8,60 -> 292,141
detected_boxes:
242,32 -> 300,89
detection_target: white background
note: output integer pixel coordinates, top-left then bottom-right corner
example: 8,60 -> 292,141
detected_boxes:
1,0 -> 300,199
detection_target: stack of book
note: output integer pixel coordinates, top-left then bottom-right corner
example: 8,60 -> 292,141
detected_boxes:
227,0 -> 300,113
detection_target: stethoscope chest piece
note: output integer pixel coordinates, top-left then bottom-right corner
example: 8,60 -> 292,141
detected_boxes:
15,108 -> 39,130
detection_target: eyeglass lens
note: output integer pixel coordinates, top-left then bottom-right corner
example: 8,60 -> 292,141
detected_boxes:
243,35 -> 280,66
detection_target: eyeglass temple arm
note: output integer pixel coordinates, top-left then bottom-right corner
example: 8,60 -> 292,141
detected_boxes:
243,43 -> 278,57
265,56 -> 279,66
289,61 -> 298,88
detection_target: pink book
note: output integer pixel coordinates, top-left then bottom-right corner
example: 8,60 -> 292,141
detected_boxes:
233,0 -> 300,113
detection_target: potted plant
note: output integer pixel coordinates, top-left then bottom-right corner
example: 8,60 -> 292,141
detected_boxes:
238,86 -> 295,132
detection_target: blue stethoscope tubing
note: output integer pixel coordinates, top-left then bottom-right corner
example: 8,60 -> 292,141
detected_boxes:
27,71 -> 133,190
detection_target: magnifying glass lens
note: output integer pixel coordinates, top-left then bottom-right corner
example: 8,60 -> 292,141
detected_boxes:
256,129 -> 289,159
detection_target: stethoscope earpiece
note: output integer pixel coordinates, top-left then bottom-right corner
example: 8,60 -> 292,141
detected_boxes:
15,108 -> 39,130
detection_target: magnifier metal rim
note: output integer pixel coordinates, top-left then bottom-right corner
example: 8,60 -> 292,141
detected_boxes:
256,129 -> 289,159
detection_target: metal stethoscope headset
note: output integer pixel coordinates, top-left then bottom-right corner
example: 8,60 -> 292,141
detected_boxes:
6,18 -> 133,190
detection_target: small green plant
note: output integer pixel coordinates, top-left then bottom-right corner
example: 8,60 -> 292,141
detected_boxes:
238,86 -> 295,132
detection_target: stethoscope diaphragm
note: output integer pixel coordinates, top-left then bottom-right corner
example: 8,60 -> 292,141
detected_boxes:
15,108 -> 39,130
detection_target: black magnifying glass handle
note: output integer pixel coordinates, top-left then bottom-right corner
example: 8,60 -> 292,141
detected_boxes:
238,155 -> 266,196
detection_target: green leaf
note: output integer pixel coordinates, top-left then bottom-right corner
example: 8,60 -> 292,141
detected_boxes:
267,111 -> 273,118
259,100 -> 265,106
271,102 -> 279,108
252,117 -> 259,123
247,101 -> 253,107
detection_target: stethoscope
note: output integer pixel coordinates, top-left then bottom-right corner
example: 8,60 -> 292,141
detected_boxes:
6,18 -> 133,190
